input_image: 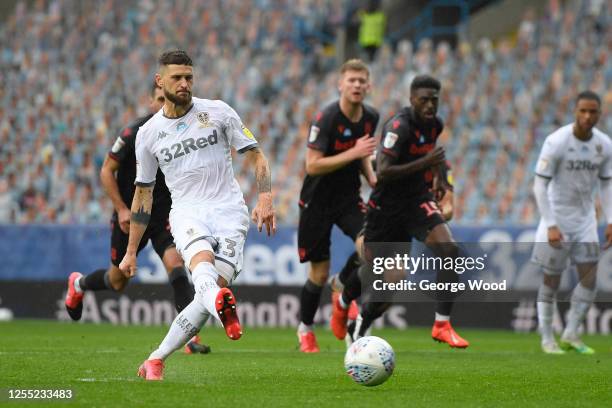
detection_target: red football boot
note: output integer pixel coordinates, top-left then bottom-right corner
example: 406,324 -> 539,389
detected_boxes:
432,321 -> 469,348
137,359 -> 164,380
330,292 -> 349,340
297,331 -> 320,353
65,272 -> 84,321
215,288 -> 242,340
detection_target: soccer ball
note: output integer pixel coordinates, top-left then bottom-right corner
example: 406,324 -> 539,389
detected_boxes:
344,336 -> 395,386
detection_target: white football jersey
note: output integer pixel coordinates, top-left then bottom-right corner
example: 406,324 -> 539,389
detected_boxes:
535,123 -> 612,232
135,97 -> 258,208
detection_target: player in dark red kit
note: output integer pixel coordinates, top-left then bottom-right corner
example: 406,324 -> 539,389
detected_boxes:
64,81 -> 209,354
337,75 -> 469,348
297,59 -> 379,352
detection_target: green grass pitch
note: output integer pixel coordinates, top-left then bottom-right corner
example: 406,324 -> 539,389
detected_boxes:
1,320 -> 610,407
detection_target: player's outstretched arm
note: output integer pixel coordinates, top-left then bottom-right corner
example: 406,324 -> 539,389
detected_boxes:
118,185 -> 153,277
377,146 -> 446,185
306,134 -> 376,176
100,155 -> 131,233
360,155 -> 377,187
245,148 -> 276,236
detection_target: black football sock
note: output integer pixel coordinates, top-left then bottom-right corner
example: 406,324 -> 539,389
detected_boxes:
436,301 -> 454,317
79,269 -> 110,291
169,267 -> 195,313
300,279 -> 324,325
338,251 -> 360,286
358,301 -> 391,336
341,264 -> 363,305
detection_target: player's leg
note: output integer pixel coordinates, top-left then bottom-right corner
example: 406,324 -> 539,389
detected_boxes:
531,222 -> 569,354
561,237 -> 598,354
423,221 -> 469,348
346,301 -> 391,345
150,224 -> 210,354
330,202 -> 366,339
65,220 -> 143,320
297,205 -> 333,352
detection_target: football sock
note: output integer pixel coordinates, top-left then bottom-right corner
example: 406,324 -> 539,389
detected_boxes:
537,283 -> 556,343
148,299 -> 210,361
359,302 -> 391,337
563,283 -> 596,339
338,252 -> 360,286
191,262 -> 222,321
435,302 -> 454,317
434,312 -> 450,322
77,269 -> 110,292
341,264 -> 363,307
168,267 -> 195,313
299,279 -> 323,326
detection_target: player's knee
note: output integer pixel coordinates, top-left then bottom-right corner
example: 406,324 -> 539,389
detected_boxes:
308,263 -> 329,286
108,266 -> 129,292
542,272 -> 561,290
189,251 -> 215,272
162,247 -> 184,272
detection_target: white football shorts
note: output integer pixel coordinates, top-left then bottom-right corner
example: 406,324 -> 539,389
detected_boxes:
170,203 -> 250,284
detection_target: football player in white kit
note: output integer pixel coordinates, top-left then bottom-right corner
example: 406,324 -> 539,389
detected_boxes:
119,50 -> 276,380
532,90 -> 612,355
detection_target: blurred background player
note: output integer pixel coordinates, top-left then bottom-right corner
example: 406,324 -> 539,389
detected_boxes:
296,59 -> 379,353
120,50 -> 275,380
64,81 -> 209,354
532,90 -> 612,355
337,75 -> 469,348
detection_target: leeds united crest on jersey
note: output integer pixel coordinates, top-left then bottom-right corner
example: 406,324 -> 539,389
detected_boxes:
197,111 -> 211,128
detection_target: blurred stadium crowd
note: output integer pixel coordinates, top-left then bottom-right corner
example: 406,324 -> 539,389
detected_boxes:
0,0 -> 609,225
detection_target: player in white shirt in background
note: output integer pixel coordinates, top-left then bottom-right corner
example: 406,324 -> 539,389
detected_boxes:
119,50 -> 276,380
532,90 -> 612,355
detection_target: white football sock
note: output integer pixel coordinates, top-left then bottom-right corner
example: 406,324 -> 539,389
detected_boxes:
434,312 -> 450,322
563,284 -> 596,339
537,284 -> 556,343
298,322 -> 313,334
74,276 -> 83,293
191,262 -> 222,322
338,294 -> 349,310
148,299 -> 210,361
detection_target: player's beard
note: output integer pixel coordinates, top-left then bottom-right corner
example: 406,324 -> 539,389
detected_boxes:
165,89 -> 192,107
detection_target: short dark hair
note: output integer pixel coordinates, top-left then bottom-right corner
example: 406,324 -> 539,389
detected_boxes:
576,90 -> 601,106
158,49 -> 193,67
150,79 -> 161,96
410,75 -> 441,93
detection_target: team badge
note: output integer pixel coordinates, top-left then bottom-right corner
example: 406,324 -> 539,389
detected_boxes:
176,122 -> 188,132
383,132 -> 398,149
343,128 -> 352,138
197,111 -> 211,127
111,137 -> 125,153
596,144 -> 603,155
537,158 -> 549,172
241,124 -> 256,140
309,126 -> 320,143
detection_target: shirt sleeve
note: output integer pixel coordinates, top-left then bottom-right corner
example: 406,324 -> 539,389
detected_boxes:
108,127 -> 134,162
379,119 -> 407,163
306,110 -> 332,152
134,129 -> 158,186
223,104 -> 258,154
534,135 -> 561,179
599,144 -> 612,180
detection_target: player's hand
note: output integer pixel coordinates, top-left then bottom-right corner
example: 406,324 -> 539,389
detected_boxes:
604,224 -> 612,249
118,252 -> 137,278
424,146 -> 446,168
351,134 -> 377,160
547,226 -> 563,249
118,207 -> 131,234
252,192 -> 276,236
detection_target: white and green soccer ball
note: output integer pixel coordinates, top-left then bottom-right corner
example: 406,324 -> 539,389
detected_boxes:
344,336 -> 395,386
